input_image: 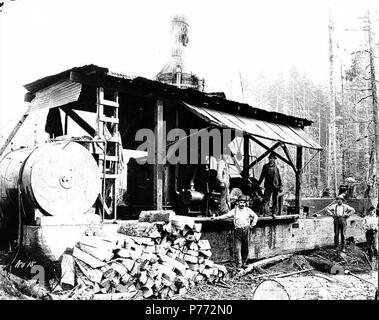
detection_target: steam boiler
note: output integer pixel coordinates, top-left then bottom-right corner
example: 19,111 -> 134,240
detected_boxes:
0,141 -> 101,243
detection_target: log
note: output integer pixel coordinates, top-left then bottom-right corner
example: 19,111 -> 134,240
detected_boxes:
120,258 -> 134,271
194,232 -> 202,242
184,254 -> 198,264
75,260 -> 103,284
198,250 -> 212,258
129,236 -> 155,246
304,256 -> 341,274
110,262 -> 128,277
330,264 -> 345,275
238,254 -> 292,277
75,265 -> 94,287
188,242 -> 199,251
115,248 -> 131,258
6,272 -> 53,300
142,287 -> 154,298
139,271 -> 148,285
77,243 -> 114,262
61,254 -> 75,287
72,247 -> 106,268
78,236 -> 117,251
194,223 -> 202,233
120,273 -> 131,285
198,240 -> 211,250
185,250 -> 199,257
170,215 -> 195,230
139,210 -> 175,223
204,259 -> 214,268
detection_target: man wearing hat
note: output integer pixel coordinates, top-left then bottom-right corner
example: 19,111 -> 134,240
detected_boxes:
326,195 -> 355,252
212,195 -> 258,269
363,206 -> 378,265
258,152 -> 282,217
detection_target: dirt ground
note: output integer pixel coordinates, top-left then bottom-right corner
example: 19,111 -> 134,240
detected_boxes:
1,244 -> 378,300
178,243 -> 378,300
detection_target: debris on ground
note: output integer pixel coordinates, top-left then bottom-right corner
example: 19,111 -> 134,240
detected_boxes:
180,241 -> 378,300
0,215 -> 377,300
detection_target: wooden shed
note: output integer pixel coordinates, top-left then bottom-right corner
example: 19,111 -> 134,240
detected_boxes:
0,64 -> 322,220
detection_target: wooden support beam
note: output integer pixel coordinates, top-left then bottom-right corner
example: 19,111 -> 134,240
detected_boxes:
281,143 -> 297,172
248,136 -> 293,168
241,141 -> 281,176
242,134 -> 250,181
153,100 -> 164,210
61,107 -> 96,137
295,146 -> 303,215
0,113 -> 29,157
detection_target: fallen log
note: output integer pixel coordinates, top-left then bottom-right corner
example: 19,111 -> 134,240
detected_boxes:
238,254 -> 292,277
6,272 -> 53,300
304,256 -> 343,274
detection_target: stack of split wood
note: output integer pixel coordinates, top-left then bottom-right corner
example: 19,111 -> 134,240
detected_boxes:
60,213 -> 227,299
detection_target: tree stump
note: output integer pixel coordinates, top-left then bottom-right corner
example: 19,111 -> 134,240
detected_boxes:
252,277 -> 333,300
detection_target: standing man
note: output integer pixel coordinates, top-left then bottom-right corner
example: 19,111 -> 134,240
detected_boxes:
213,195 -> 258,269
216,156 -> 230,215
363,206 -> 378,266
325,195 -> 355,252
258,153 -> 282,217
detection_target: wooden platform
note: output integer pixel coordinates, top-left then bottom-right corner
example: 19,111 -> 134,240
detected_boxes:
19,214 -> 366,266
198,215 -> 366,262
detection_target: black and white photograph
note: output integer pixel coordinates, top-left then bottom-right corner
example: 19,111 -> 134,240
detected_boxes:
0,0 -> 378,305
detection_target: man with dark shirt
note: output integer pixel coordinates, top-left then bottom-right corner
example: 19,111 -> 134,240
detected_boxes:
258,153 -> 282,217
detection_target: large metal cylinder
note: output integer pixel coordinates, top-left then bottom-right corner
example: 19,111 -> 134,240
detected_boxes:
0,141 -> 100,220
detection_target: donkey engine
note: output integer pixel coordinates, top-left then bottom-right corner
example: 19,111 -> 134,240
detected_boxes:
0,140 -> 101,243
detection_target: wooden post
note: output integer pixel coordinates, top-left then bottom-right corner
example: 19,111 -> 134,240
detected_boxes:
242,134 -> 250,181
154,100 -> 164,210
295,146 -> 303,215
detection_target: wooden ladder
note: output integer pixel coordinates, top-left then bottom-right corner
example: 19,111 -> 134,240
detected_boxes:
96,87 -> 120,221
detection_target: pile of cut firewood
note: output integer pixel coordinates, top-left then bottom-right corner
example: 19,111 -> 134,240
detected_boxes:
60,213 -> 227,299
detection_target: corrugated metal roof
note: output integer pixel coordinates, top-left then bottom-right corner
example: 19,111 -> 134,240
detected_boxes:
24,64 -> 313,128
183,102 -> 322,150
26,80 -> 82,113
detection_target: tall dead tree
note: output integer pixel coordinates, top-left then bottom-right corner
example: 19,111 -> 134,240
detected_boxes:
367,10 -> 379,204
328,8 -> 338,196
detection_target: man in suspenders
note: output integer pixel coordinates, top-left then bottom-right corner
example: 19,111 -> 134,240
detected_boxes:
213,195 -> 259,269
326,195 -> 355,252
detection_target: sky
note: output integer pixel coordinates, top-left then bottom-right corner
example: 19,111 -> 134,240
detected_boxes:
0,0 -> 378,139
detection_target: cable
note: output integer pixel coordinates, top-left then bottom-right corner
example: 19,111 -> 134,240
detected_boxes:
309,199 -> 337,216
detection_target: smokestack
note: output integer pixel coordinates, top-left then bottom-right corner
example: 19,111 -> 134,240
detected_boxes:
156,15 -> 204,91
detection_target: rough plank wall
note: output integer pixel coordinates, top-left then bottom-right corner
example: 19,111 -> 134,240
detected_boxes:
202,216 -> 366,262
